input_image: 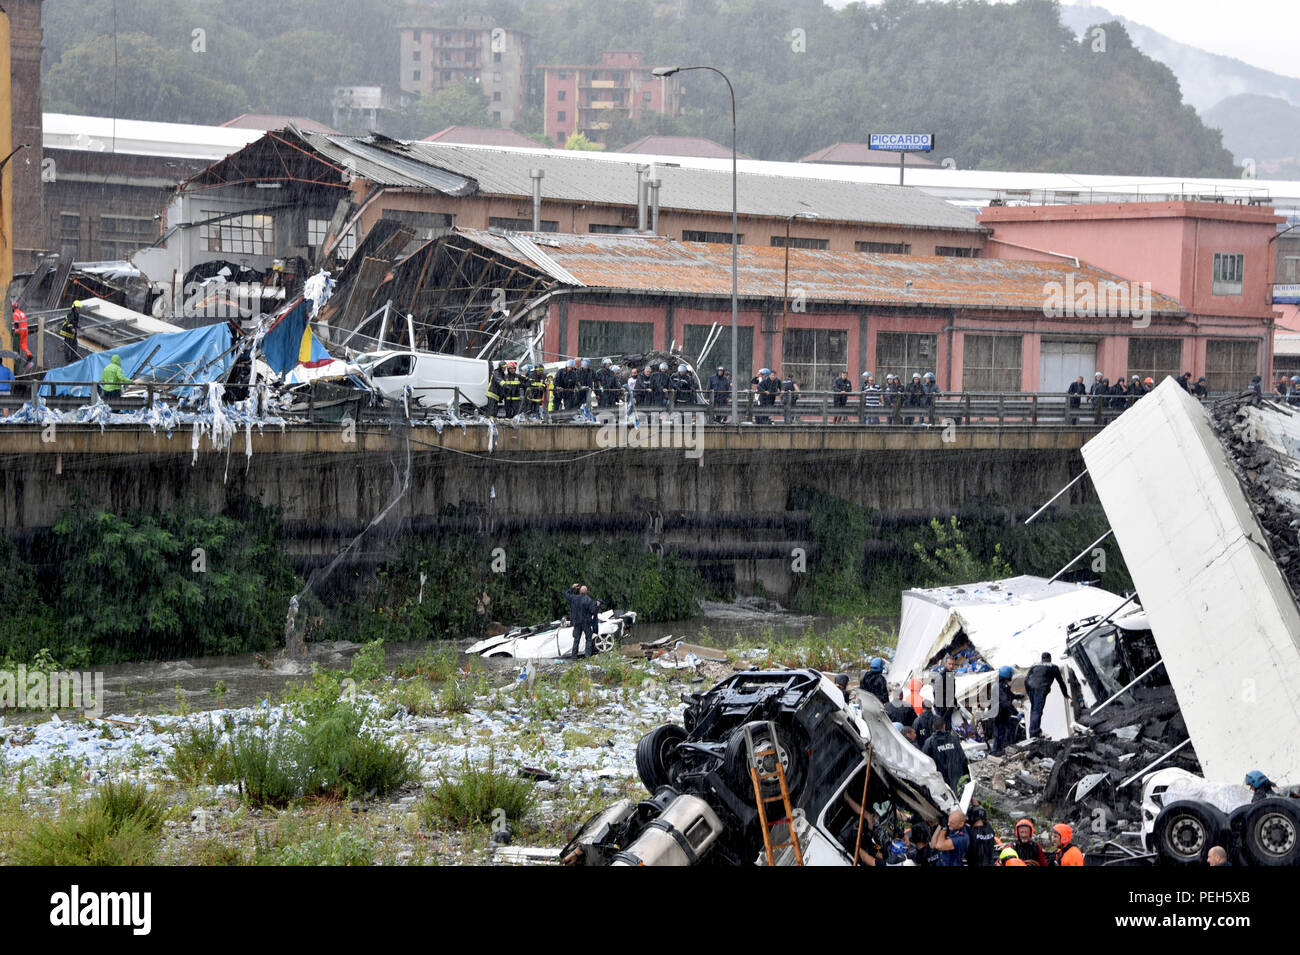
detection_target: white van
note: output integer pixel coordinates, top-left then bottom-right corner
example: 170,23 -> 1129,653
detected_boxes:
354,349 -> 491,410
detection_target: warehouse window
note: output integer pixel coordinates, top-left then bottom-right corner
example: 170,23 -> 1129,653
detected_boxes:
961,334 -> 1023,392
1212,252 -> 1244,295
770,235 -> 829,250
578,320 -> 654,358
307,219 -> 356,259
876,331 -> 937,383
783,328 -> 847,392
489,216 -> 559,232
935,245 -> 979,258
683,323 -> 754,384
1204,338 -> 1258,393
381,209 -> 455,243
1127,337 -> 1182,385
856,241 -> 910,255
201,210 -> 273,256
683,230 -> 743,244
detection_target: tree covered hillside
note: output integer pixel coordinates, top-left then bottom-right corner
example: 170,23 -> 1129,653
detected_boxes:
42,0 -> 1235,176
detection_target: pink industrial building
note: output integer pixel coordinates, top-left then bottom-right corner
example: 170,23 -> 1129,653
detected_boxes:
978,200 -> 1282,391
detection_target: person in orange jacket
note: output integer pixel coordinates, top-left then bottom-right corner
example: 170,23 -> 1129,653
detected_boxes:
1012,818 -> 1048,866
999,846 -> 1026,866
1050,823 -> 1084,866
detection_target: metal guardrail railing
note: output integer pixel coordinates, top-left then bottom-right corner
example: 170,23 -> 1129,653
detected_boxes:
0,381 -> 1232,429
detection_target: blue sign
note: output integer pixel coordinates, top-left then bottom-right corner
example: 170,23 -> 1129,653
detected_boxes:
1274,284 -> 1300,305
869,133 -> 934,152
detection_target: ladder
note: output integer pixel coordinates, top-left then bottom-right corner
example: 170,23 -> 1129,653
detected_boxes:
745,721 -> 804,866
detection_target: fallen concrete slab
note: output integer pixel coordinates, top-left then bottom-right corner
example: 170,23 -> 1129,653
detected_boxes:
1081,379 -> 1300,782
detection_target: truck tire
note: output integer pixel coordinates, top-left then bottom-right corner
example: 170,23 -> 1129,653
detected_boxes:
636,724 -> 686,795
1152,801 -> 1227,866
1240,798 -> 1300,867
724,721 -> 805,804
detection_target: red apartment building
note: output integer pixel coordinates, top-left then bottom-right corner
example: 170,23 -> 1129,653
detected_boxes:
540,52 -> 681,146
398,14 -> 529,128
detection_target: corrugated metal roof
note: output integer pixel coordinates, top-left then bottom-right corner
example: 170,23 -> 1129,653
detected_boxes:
460,229 -> 1185,316
392,141 -> 982,232
302,132 -> 477,196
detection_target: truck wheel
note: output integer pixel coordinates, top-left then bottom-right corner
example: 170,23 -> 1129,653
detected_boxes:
1152,801 -> 1226,866
1240,799 -> 1300,867
725,721 -> 805,804
636,724 -> 686,795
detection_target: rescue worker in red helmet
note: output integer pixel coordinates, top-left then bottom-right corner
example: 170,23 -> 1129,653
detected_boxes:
1049,822 -> 1084,866
1012,817 -> 1047,866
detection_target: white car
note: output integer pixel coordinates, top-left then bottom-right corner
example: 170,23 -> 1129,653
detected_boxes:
354,349 -> 491,410
465,609 -> 637,660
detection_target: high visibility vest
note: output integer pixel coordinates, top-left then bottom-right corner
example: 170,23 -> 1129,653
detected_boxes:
545,374 -> 555,412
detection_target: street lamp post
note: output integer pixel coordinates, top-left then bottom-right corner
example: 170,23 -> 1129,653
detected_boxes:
654,64 -> 738,424
781,211 -> 818,336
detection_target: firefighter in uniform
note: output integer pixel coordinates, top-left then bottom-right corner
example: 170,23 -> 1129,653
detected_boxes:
501,361 -> 523,417
59,301 -> 83,363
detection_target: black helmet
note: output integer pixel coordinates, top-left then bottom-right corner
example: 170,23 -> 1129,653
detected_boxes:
968,805 -> 987,823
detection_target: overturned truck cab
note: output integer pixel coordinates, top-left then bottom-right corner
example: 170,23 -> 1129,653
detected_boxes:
562,669 -> 956,866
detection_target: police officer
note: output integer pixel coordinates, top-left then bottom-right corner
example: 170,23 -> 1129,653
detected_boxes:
595,358 -> 619,407
922,372 -> 941,422
966,806 -> 997,866
922,716 -> 969,794
556,359 -> 578,409
575,358 -> 595,407
706,365 -> 729,421
859,657 -> 889,706
1024,651 -> 1068,738
832,370 -> 852,423
671,363 -> 696,406
778,370 -> 799,423
649,362 -> 673,407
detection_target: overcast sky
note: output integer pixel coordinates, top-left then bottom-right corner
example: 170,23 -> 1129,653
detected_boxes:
825,0 -> 1300,80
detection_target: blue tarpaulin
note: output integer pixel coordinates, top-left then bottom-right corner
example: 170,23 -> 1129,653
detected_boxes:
259,299 -> 332,375
42,322 -> 234,399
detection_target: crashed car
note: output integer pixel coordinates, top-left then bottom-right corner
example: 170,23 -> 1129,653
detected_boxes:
562,669 -> 956,865
465,609 -> 636,660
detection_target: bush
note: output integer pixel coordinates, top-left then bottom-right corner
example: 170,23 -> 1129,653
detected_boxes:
91,779 -> 169,833
228,703 -> 415,808
419,753 -> 535,829
254,825 -> 374,866
12,781 -> 166,866
164,718 -> 234,786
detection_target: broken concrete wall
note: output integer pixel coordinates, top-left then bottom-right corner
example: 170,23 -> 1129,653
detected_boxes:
1081,379 -> 1300,783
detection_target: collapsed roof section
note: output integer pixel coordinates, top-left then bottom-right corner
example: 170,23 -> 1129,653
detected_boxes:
1081,379 -> 1300,782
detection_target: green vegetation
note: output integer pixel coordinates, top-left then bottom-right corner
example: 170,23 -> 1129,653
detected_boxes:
789,487 -> 871,615
321,530 -> 703,643
43,0 -> 1236,175
27,503 -> 300,664
227,701 -> 415,808
419,753 -> 536,829
11,780 -> 168,866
